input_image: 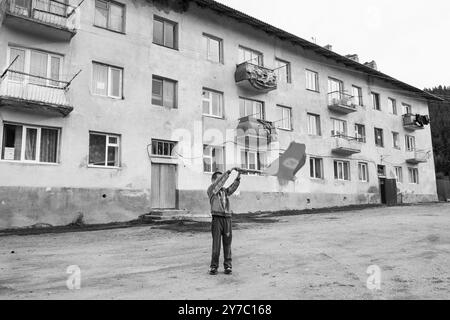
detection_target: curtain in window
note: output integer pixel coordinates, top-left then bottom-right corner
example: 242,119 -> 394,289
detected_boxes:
152,78 -> 163,106
40,128 -> 58,163
25,128 -> 37,161
109,3 -> 124,32
163,80 -> 175,108
9,48 -> 25,81
153,19 -> 164,45
30,51 -> 48,85
50,56 -> 61,86
93,63 -> 108,96
164,21 -> 175,48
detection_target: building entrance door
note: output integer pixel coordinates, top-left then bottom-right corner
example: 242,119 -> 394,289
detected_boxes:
151,164 -> 177,209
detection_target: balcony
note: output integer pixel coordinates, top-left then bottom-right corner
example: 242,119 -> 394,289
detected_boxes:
0,70 -> 73,116
328,91 -> 357,114
235,62 -> 278,93
1,0 -> 78,41
331,134 -> 362,156
406,150 -> 429,164
403,113 -> 429,131
236,116 -> 277,148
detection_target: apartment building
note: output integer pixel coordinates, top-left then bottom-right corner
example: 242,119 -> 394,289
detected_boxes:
0,0 -> 441,228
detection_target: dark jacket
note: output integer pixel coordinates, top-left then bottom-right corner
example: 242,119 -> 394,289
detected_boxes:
207,171 -> 241,217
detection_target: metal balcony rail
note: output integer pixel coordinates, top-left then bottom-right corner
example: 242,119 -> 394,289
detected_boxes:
0,69 -> 71,107
331,132 -> 360,141
235,62 -> 278,92
406,150 -> 430,163
7,0 -> 77,29
328,91 -> 356,108
402,113 -> 430,128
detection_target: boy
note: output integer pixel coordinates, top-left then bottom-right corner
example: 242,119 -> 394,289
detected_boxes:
207,168 -> 242,275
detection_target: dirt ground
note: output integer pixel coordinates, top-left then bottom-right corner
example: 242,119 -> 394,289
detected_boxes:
1,203 -> 449,300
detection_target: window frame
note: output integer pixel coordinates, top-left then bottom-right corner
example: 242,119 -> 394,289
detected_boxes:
275,105 -> 292,131
239,97 -> 265,120
372,92 -> 381,111
354,123 -> 366,143
395,166 -> 403,184
1,122 -> 61,164
153,15 -> 178,50
331,118 -> 348,137
238,45 -> 263,66
310,157 -> 324,180
203,33 -> 223,64
151,139 -> 177,158
240,149 -> 266,174
374,127 -> 384,147
388,97 -> 397,115
358,162 -> 369,182
274,58 -> 291,84
352,85 -> 363,106
91,62 -> 123,99
94,0 -> 126,34
405,135 -> 416,152
88,131 -> 121,168
392,131 -> 400,149
402,103 -> 412,115
203,145 -> 225,174
334,160 -> 351,181
152,75 -> 178,109
202,88 -> 224,118
305,69 -> 319,92
377,165 -> 386,177
307,113 -> 321,136
408,167 -> 419,184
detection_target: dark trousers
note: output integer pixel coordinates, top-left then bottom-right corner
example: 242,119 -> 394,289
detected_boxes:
210,216 -> 232,269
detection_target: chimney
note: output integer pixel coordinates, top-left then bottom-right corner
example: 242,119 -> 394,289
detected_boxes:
345,54 -> 359,62
364,60 -> 378,70
324,44 -> 333,51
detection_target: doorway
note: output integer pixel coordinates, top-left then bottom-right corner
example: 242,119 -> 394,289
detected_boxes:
151,163 -> 177,209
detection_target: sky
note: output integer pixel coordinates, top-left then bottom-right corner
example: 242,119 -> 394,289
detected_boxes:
216,0 -> 450,90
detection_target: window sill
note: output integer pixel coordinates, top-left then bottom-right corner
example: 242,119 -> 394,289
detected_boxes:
92,93 -> 124,100
93,24 -> 126,35
276,127 -> 293,132
151,104 -> 178,110
87,165 -> 122,170
0,160 -> 60,166
203,114 -> 225,120
306,89 -> 320,93
152,42 -> 179,51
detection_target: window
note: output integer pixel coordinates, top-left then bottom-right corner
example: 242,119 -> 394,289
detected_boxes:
202,89 -> 223,118
355,124 -> 366,143
241,150 -> 266,172
372,92 -> 381,110
307,113 -> 321,136
395,167 -> 403,183
334,160 -> 350,181
151,139 -> 176,157
405,135 -> 416,151
1,123 -> 60,163
310,157 -> 324,179
275,58 -> 291,84
239,98 -> 264,120
203,34 -> 223,63
374,128 -> 384,147
352,86 -> 363,106
92,62 -> 123,98
238,46 -> 263,66
89,132 -> 120,167
306,69 -> 319,92
275,105 -> 292,130
8,46 -> 62,85
388,98 -> 397,115
328,78 -> 344,98
203,145 -> 225,173
408,168 -> 419,184
331,118 -> 347,137
392,132 -> 400,149
152,76 -> 177,108
153,16 -> 178,49
377,165 -> 386,177
403,103 -> 412,115
358,162 -> 369,182
94,0 -> 125,33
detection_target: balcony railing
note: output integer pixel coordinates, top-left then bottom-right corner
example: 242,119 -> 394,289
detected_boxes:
236,116 -> 277,148
235,62 -> 278,92
331,133 -> 362,156
403,113 -> 430,131
328,91 -> 357,114
3,0 -> 78,39
0,70 -> 73,116
406,150 -> 429,164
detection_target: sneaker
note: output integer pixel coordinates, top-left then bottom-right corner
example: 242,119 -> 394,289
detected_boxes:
224,267 -> 232,275
209,268 -> 218,275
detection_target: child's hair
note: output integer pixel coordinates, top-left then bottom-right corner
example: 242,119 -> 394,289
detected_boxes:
212,171 -> 223,180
